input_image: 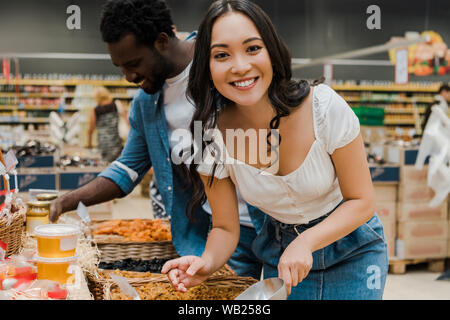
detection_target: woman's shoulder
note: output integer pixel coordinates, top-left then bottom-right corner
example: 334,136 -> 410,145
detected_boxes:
312,84 -> 360,154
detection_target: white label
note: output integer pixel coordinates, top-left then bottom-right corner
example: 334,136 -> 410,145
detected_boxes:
323,63 -> 333,86
395,49 -> 408,85
27,219 -> 47,234
4,150 -> 18,172
60,237 -> 77,251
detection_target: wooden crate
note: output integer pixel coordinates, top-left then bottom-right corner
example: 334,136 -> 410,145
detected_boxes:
374,184 -> 397,202
375,201 -> 396,220
397,220 -> 448,240
398,184 -> 435,203
400,165 -> 428,186
395,238 -> 448,260
397,201 -> 448,221
389,258 -> 446,275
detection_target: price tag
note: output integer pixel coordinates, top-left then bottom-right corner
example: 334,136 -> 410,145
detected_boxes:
4,150 -> 18,172
323,63 -> 333,86
395,49 -> 409,85
0,162 -> 6,176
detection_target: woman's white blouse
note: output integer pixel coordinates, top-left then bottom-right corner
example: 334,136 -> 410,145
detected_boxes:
197,84 -> 360,224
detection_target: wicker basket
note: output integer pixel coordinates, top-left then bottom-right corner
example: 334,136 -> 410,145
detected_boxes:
86,264 -> 237,300
0,150 -> 26,257
103,274 -> 258,300
91,219 -> 178,262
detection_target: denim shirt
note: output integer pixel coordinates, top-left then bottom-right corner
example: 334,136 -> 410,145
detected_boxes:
99,41 -> 265,256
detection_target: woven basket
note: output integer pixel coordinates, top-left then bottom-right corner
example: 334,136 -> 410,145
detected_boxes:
0,150 -> 26,257
92,219 -> 178,263
86,264 -> 237,300
103,274 -> 258,300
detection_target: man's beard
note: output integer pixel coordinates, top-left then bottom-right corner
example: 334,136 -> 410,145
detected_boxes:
143,50 -> 175,94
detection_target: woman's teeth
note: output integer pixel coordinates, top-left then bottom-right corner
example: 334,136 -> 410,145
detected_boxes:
233,78 -> 256,87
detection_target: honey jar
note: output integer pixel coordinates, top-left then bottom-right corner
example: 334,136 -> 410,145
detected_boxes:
34,224 -> 80,258
35,254 -> 78,284
26,201 -> 51,234
36,193 -> 58,201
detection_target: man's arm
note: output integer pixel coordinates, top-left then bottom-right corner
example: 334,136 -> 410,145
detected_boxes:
50,176 -> 123,222
50,96 -> 152,222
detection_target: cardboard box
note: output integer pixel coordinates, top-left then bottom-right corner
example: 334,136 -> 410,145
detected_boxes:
379,217 -> 395,242
387,146 -> 429,166
374,184 -> 397,202
387,237 -> 396,258
400,165 -> 428,186
395,239 -> 447,259
375,201 -> 396,220
397,220 -> 448,240
397,201 -> 447,221
398,184 -> 435,203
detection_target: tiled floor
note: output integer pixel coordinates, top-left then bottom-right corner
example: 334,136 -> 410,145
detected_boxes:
104,186 -> 450,300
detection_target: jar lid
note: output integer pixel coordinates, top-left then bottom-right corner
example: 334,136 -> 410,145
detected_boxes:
33,224 -> 81,238
33,254 -> 78,263
27,201 -> 51,208
36,194 -> 58,201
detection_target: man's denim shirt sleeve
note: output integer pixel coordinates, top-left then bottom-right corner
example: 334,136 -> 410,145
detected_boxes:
98,96 -> 152,195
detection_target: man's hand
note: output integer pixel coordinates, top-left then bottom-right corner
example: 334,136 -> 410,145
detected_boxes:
49,198 -> 63,223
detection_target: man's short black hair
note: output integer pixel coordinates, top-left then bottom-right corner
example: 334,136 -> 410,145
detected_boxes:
100,0 -> 176,47
438,83 -> 450,93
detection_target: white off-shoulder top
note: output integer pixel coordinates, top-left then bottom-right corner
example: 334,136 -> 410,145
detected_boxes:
197,84 -> 360,224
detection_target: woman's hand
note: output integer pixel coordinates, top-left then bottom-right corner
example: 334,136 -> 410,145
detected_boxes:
161,256 -> 213,292
278,237 -> 314,295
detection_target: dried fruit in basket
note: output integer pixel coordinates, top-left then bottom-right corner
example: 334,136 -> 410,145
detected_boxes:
110,281 -> 244,300
93,219 -> 171,242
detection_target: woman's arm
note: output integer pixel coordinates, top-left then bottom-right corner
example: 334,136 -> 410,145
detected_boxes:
296,133 -> 375,251
161,174 -> 241,291
278,133 -> 375,294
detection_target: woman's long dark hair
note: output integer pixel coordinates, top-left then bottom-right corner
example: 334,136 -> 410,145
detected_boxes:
184,0 -> 319,220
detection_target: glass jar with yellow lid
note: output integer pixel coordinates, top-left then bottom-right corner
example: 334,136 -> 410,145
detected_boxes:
26,201 -> 51,234
36,193 -> 58,201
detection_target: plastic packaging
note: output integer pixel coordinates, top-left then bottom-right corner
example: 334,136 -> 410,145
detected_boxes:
415,106 -> 450,207
34,224 -> 80,258
26,201 -> 50,233
34,254 -> 78,285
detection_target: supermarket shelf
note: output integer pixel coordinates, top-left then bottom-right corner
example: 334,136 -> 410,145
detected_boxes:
384,108 -> 426,114
332,85 -> 440,93
0,117 -> 49,124
0,93 -> 134,99
0,105 -> 79,112
343,97 -> 435,103
0,79 -> 137,87
383,119 -> 417,125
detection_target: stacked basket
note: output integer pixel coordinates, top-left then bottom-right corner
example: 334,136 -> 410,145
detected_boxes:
86,218 -> 179,299
0,149 -> 26,257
